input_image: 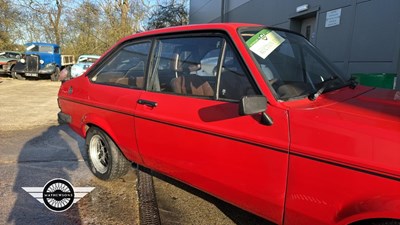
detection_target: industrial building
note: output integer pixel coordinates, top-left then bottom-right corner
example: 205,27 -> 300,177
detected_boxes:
190,0 -> 400,89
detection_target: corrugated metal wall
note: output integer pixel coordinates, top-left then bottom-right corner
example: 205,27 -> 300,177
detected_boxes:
189,0 -> 400,89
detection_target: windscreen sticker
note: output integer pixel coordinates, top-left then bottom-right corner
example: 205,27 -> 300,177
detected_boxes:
246,29 -> 285,59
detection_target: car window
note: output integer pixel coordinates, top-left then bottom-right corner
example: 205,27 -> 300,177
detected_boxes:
148,36 -> 222,97
147,35 -> 258,101
240,28 -> 346,100
218,43 -> 258,101
91,41 -> 151,89
197,49 -> 221,76
39,46 -> 53,53
78,56 -> 99,63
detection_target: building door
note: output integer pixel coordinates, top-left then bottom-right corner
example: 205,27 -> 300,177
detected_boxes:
291,11 -> 318,44
300,17 -> 316,42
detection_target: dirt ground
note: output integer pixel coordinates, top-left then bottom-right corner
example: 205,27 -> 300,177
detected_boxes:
0,77 -> 60,131
0,77 -> 139,225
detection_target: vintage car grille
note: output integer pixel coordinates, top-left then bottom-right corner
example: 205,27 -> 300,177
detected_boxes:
26,55 -> 39,72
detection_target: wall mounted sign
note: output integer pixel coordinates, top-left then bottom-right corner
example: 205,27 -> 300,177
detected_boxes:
325,8 -> 342,27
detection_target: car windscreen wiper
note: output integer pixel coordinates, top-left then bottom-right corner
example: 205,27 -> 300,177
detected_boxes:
308,76 -> 339,101
346,77 -> 358,89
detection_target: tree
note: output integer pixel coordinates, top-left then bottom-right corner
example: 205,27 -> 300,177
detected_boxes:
0,0 -> 20,49
16,0 -> 68,45
99,0 -> 149,46
5,0 -> 175,55
63,0 -> 103,55
146,0 -> 188,30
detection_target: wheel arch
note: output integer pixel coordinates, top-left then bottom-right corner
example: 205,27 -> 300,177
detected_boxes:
81,113 -> 135,161
83,121 -> 130,161
335,196 -> 400,225
81,112 -> 143,165
81,113 -> 117,141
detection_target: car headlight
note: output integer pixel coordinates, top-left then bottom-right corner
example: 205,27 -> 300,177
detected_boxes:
20,59 -> 25,63
40,60 -> 44,64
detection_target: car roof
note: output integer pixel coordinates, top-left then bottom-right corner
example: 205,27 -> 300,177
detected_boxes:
126,23 -> 262,40
25,42 -> 60,47
102,23 -> 263,58
78,55 -> 101,58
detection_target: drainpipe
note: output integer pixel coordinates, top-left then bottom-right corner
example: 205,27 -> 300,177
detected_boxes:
221,0 -> 226,22
396,48 -> 400,89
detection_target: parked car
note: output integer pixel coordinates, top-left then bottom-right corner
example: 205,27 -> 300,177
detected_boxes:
57,23 -> 400,225
0,51 -> 22,76
70,55 -> 100,78
12,42 -> 74,80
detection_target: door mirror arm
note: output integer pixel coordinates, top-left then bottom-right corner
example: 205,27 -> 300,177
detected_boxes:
261,112 -> 273,126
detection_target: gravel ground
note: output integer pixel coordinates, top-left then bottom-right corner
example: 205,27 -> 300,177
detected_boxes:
0,77 -> 60,131
0,77 -> 139,225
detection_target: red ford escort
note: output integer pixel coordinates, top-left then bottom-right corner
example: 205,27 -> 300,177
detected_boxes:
58,23 -> 400,224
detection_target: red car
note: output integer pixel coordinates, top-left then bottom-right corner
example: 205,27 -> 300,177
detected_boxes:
57,23 -> 400,224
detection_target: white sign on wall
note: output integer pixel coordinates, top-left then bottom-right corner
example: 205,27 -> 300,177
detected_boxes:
325,8 -> 342,28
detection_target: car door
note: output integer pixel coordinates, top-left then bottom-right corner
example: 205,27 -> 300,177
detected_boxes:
85,41 -> 151,163
135,34 -> 289,223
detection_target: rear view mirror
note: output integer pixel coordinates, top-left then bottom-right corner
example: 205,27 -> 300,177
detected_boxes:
239,96 -> 267,116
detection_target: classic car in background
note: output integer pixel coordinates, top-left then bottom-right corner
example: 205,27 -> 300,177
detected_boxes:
0,51 -> 22,76
12,42 -> 74,80
70,55 -> 100,78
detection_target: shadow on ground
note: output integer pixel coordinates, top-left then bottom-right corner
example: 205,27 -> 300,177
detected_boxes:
7,125 -> 83,224
5,125 -> 139,224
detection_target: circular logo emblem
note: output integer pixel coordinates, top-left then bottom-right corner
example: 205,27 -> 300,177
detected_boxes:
42,178 -> 75,212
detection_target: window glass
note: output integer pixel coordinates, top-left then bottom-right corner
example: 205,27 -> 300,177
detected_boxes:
218,43 -> 257,101
91,42 -> 151,89
39,46 -> 54,53
303,48 -> 334,84
240,28 -> 346,100
197,49 -> 221,76
149,37 -> 222,97
26,45 -> 38,52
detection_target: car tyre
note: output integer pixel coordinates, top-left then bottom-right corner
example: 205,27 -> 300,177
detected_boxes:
11,71 -> 25,80
86,127 -> 130,180
51,67 -> 60,81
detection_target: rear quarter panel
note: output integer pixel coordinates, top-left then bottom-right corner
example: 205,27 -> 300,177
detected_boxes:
58,76 -> 143,164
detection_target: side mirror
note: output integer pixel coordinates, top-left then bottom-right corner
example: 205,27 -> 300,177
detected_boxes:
239,95 -> 267,116
239,96 -> 273,125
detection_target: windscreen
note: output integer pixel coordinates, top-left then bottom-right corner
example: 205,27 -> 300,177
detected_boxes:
240,28 -> 347,101
26,45 -> 54,53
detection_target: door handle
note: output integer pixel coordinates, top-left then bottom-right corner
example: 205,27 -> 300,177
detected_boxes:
137,99 -> 158,108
